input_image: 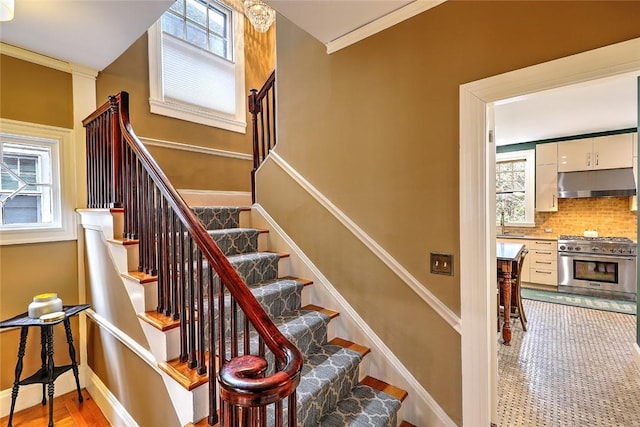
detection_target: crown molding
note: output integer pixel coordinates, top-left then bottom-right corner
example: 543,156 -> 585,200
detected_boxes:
326,0 -> 446,54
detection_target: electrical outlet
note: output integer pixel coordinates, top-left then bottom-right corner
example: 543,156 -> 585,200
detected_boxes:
430,253 -> 453,276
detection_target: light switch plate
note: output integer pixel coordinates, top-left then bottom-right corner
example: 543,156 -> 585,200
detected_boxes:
430,253 -> 453,276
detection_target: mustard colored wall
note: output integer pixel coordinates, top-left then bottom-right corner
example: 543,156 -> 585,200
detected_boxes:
0,241 -> 79,389
0,56 -> 78,390
0,55 -> 73,128
264,2 -> 640,424
87,319 -> 180,427
95,21 -> 275,191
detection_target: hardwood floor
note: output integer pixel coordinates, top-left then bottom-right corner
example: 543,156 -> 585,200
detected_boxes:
0,389 -> 110,427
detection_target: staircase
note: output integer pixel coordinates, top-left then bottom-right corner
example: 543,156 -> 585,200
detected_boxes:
105,203 -> 410,425
81,91 -> 416,426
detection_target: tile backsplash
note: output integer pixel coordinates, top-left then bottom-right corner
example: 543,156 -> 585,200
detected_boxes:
505,197 -> 637,240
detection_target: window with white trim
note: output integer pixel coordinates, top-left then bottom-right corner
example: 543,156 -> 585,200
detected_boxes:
0,119 -> 76,245
496,150 -> 535,226
148,0 -> 246,133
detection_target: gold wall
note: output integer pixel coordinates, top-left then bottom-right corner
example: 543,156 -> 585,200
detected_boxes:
95,22 -> 275,191
0,56 -> 78,390
264,2 -> 640,424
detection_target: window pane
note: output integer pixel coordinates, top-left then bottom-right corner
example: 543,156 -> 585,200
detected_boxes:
186,21 -> 207,48
4,195 -> 40,224
162,13 -> 184,39
209,34 -> 226,57
169,0 -> 184,15
0,140 -> 54,226
186,0 -> 207,26
208,7 -> 225,35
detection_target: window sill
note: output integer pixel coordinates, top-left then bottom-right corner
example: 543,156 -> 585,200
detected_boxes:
149,98 -> 246,134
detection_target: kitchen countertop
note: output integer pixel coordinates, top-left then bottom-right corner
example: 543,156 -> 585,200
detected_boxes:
496,234 -> 558,241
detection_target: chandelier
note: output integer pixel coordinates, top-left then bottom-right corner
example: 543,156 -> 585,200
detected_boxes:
243,0 -> 275,33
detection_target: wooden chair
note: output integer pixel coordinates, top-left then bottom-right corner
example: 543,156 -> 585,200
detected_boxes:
498,249 -> 529,332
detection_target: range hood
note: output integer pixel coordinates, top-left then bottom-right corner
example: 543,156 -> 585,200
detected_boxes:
557,168 -> 637,198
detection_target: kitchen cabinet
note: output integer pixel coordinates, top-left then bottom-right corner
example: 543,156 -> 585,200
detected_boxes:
535,143 -> 558,212
557,133 -> 633,172
497,238 -> 530,282
528,239 -> 558,286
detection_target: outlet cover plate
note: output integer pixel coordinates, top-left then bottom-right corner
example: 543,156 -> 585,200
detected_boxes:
430,253 -> 453,276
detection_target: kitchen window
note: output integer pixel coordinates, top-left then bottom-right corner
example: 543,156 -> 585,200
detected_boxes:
148,0 -> 246,133
0,119 -> 76,245
496,150 -> 535,226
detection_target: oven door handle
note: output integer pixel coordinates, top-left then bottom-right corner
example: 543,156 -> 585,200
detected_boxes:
558,253 -> 636,262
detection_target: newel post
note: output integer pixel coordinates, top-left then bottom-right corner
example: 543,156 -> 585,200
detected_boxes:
108,95 -> 123,208
249,88 -> 261,203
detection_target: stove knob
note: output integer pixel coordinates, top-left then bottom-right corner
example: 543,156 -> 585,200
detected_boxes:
592,247 -> 598,252
567,246 -> 574,251
559,245 -> 566,251
575,246 -> 581,251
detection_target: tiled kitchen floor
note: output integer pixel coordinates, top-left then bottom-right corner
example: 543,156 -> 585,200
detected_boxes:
498,299 -> 640,426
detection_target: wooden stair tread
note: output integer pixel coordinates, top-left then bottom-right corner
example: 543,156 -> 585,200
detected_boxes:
328,337 -> 371,357
137,311 -> 180,331
280,275 -> 314,286
158,353 -> 215,391
303,304 -> 339,319
123,270 -> 157,284
107,237 -> 139,246
399,421 -> 417,427
361,376 -> 408,402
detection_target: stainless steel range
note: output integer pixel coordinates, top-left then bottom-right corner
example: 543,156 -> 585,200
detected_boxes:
558,235 -> 637,301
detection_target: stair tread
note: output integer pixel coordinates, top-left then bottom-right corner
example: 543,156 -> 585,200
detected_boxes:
279,275 -> 313,286
399,421 -> 417,427
361,376 -> 408,402
138,311 -> 180,331
318,379 -> 404,426
303,304 -> 339,319
328,337 -> 371,357
107,237 -> 139,246
123,270 -> 157,284
158,353 -> 215,391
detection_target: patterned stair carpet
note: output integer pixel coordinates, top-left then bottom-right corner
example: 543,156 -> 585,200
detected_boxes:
521,287 -> 636,315
190,206 -> 402,426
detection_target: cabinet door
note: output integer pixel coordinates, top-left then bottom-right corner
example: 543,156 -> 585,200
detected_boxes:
536,143 -> 557,165
592,134 -> 633,170
535,163 -> 558,212
557,139 -> 592,172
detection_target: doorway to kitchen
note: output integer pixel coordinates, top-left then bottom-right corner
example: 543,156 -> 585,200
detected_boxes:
458,37 -> 640,426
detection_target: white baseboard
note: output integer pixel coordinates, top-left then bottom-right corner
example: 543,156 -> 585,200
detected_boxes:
0,371 -> 78,418
85,368 -> 139,427
252,204 -> 457,427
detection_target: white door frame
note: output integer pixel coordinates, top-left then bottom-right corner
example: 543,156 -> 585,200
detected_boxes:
459,37 -> 640,426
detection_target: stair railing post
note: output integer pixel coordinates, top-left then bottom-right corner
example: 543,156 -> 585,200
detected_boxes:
249,89 -> 261,204
108,95 -> 123,208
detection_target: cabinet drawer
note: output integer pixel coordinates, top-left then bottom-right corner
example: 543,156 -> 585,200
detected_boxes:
530,268 -> 557,286
530,249 -> 556,261
529,239 -> 557,250
530,257 -> 557,269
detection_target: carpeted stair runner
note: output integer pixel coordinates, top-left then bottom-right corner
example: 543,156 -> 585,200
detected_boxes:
188,206 -> 405,426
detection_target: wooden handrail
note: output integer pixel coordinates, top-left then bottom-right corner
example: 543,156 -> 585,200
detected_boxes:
83,91 -> 302,426
249,70 -> 276,204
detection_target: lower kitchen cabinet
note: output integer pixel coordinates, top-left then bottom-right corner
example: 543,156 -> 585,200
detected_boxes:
528,239 -> 558,286
497,237 -> 557,286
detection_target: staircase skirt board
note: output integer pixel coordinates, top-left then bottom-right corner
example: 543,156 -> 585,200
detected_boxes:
82,206 -> 406,426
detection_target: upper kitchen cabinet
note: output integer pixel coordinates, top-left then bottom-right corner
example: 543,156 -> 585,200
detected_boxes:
535,143 -> 558,212
558,133 -> 633,172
